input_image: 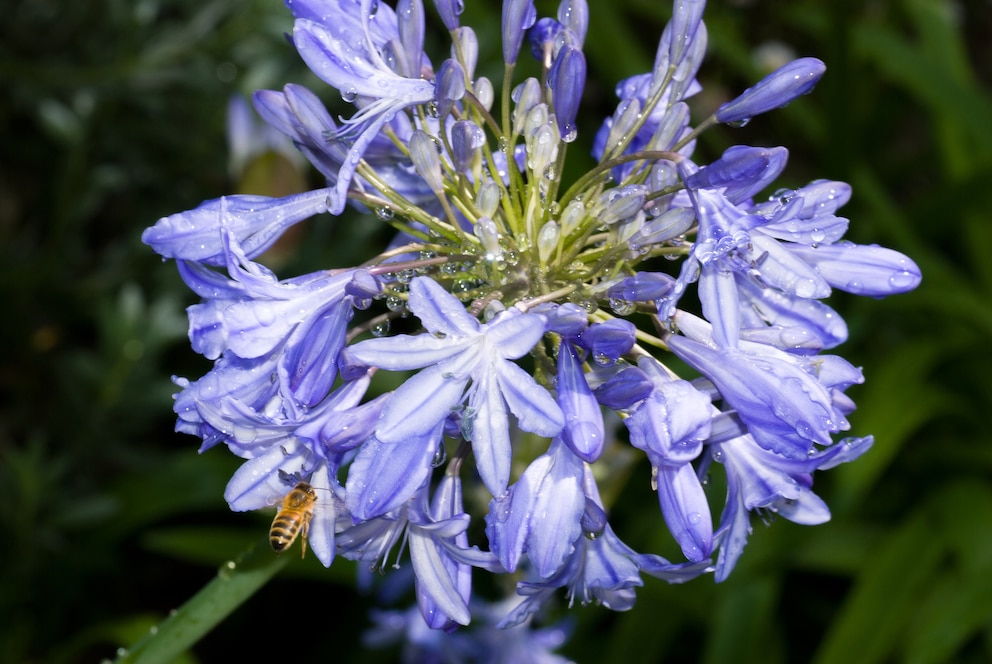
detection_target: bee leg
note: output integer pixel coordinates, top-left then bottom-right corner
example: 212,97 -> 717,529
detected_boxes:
299,511 -> 313,559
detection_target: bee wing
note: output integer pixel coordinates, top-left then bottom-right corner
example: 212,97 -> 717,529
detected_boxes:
303,466 -> 340,567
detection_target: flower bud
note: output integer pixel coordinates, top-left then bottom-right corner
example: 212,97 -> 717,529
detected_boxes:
548,44 -> 586,143
397,0 -> 426,80
409,130 -> 444,194
451,26 -> 478,77
512,78 -> 542,135
538,220 -> 560,264
630,207 -> 696,251
599,185 -> 648,225
577,319 -> 636,361
451,119 -> 485,173
716,57 -> 826,125
557,0 -> 589,48
502,0 -> 537,66
432,0 -> 464,31
606,272 -> 676,302
685,145 -> 789,203
435,58 -> 466,118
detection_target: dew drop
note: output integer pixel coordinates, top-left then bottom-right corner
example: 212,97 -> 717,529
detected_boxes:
888,271 -> 918,290
431,443 -> 447,468
374,206 -> 394,221
371,320 -> 390,336
609,298 -> 635,315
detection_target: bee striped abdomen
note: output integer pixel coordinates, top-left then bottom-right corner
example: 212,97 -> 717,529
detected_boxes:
269,482 -> 318,557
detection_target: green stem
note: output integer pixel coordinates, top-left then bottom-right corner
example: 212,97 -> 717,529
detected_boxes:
115,538 -> 289,664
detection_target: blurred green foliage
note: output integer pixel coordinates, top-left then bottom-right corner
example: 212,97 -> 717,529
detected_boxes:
2,0 -> 990,662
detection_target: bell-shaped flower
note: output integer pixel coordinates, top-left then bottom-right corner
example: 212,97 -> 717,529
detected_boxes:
617,357 -> 713,561
735,275 -> 848,351
348,276 -> 564,494
178,230 -> 379,408
712,433 -> 873,581
668,326 -> 850,460
413,473 -> 504,631
172,350 -> 281,451
142,189 -> 331,266
716,57 -> 826,125
292,7 -> 436,213
252,83 -> 348,184
224,445 -> 346,567
345,422 -> 444,520
498,465 -> 644,625
197,371 -> 373,463
338,478 -> 502,628
623,357 -> 712,467
485,437 -> 586,576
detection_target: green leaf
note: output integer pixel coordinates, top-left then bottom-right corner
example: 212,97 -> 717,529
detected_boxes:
812,511 -> 945,664
900,482 -> 992,663
703,576 -> 785,664
831,339 -> 947,512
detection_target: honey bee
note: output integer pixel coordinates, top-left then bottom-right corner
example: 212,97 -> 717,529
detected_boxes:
269,481 -> 318,558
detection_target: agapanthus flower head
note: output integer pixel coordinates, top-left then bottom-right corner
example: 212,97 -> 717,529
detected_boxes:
145,0 -> 921,649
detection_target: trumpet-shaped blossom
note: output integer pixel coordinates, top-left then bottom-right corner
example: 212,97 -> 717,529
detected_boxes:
146,0 -> 921,650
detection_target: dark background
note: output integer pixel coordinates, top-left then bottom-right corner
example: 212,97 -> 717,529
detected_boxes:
2,0 -> 991,662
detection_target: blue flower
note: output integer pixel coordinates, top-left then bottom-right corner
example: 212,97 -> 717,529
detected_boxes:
620,356 -> 714,560
291,3 -> 436,213
338,474 -> 502,629
148,0 -> 921,636
142,189 -> 331,266
348,276 -> 564,495
485,437 -> 586,576
668,315 -> 852,460
711,433 -> 873,581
